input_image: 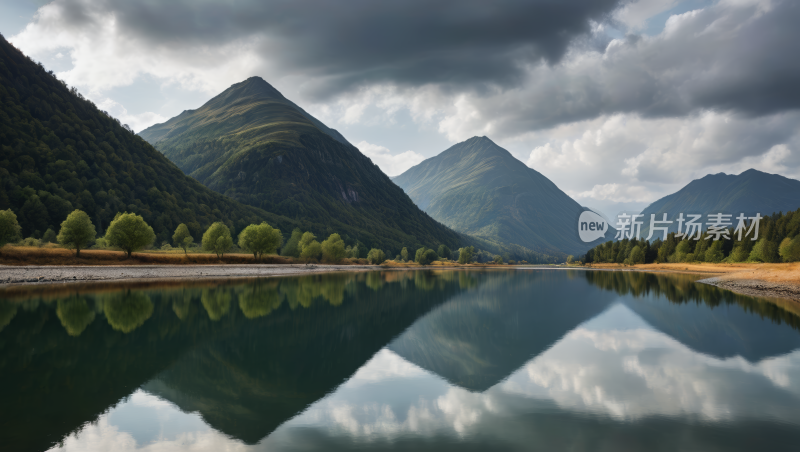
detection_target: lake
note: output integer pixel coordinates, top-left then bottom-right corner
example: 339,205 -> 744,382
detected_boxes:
2,269 -> 800,451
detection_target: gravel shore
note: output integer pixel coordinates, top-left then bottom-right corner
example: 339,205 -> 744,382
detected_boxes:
698,276 -> 800,302
0,264 -> 377,286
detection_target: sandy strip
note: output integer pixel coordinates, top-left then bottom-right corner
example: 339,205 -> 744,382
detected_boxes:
0,264 -> 378,286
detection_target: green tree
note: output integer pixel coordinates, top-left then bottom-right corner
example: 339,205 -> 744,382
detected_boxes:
106,212 -> 156,258
705,241 -> 724,263
566,255 -> 575,264
300,240 -> 322,261
281,228 -> 303,257
748,239 -> 778,263
629,246 -> 645,264
0,209 -> 22,250
437,244 -> 451,260
172,223 -> 194,255
418,249 -> 438,265
202,222 -> 233,258
415,247 -> 426,263
400,247 -> 409,262
458,246 -> 475,264
298,232 -> 317,253
367,248 -> 386,265
57,209 -> 96,257
42,228 -> 57,243
779,236 -> 800,262
493,255 -> 504,264
238,222 -> 283,260
321,233 -> 346,263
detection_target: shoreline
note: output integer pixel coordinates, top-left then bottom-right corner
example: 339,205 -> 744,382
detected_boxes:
2,262 -> 799,305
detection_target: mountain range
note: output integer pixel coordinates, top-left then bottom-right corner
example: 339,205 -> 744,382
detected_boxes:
393,136 -> 601,257
140,77 -> 460,253
636,169 -> 800,237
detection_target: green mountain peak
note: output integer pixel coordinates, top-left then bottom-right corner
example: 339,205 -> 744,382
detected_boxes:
394,137 -> 600,257
140,78 -> 461,252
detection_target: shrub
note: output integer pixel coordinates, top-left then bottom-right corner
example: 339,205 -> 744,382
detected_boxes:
367,248 -> 386,265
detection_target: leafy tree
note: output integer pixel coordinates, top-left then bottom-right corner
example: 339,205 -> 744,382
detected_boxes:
747,239 -> 777,263
321,233 -> 346,263
367,248 -> 386,265
300,240 -> 322,261
400,247 -> 408,262
566,255 -> 575,264
0,209 -> 22,250
458,246 -> 475,264
298,232 -> 317,253
202,222 -> 233,258
172,223 -> 194,255
106,212 -> 156,258
281,228 -> 303,257
57,209 -> 96,257
415,247 -> 426,263
779,236 -> 800,262
493,255 -> 504,264
238,222 -> 283,260
705,241 -> 724,263
42,228 -> 57,243
629,246 -> 645,264
418,249 -> 438,265
438,244 -> 451,260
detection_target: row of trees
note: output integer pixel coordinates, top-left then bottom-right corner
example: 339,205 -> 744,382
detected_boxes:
1,207 -> 461,264
584,209 -> 800,264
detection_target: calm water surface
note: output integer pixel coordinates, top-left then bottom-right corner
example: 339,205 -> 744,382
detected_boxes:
2,269 -> 800,451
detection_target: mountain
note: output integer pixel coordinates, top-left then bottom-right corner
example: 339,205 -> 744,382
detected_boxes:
393,136 -> 601,257
637,169 -> 800,236
0,34 -> 291,243
139,77 -> 460,253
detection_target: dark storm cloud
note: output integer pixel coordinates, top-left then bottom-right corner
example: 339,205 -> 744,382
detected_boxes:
462,0 -> 800,137
49,0 -> 623,97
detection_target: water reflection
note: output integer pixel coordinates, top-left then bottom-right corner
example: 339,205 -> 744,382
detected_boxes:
1,269 -> 799,451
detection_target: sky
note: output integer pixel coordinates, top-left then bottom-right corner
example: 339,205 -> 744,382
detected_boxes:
2,0 -> 798,220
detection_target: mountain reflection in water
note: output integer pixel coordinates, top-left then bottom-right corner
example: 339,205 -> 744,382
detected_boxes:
1,269 -> 800,452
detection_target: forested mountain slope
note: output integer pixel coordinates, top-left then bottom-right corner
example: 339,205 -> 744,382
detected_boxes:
0,34 -> 291,243
140,77 -> 461,252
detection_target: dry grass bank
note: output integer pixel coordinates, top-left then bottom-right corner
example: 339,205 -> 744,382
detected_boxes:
0,246 -> 373,267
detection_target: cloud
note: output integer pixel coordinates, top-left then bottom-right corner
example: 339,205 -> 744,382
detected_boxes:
523,110 -> 800,208
355,141 -> 426,177
96,98 -> 167,133
11,0 -> 623,100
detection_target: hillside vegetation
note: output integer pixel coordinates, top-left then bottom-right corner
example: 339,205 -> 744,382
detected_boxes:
0,34 -> 294,244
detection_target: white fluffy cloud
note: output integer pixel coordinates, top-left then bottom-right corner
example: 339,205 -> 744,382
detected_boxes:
355,141 -> 426,177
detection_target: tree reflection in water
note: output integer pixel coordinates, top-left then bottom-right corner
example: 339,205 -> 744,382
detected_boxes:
56,298 -> 95,336
102,291 -> 154,333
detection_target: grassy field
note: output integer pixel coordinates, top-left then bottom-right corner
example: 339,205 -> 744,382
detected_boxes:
0,246 -> 307,266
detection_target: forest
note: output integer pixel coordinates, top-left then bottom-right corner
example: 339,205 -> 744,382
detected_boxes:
584,209 -> 800,264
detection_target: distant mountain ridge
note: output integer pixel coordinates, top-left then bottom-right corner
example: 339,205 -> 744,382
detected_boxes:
637,169 -> 800,235
393,136 -> 603,257
140,77 -> 461,252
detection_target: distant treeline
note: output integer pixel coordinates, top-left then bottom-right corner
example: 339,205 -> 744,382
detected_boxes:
584,209 -> 800,264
